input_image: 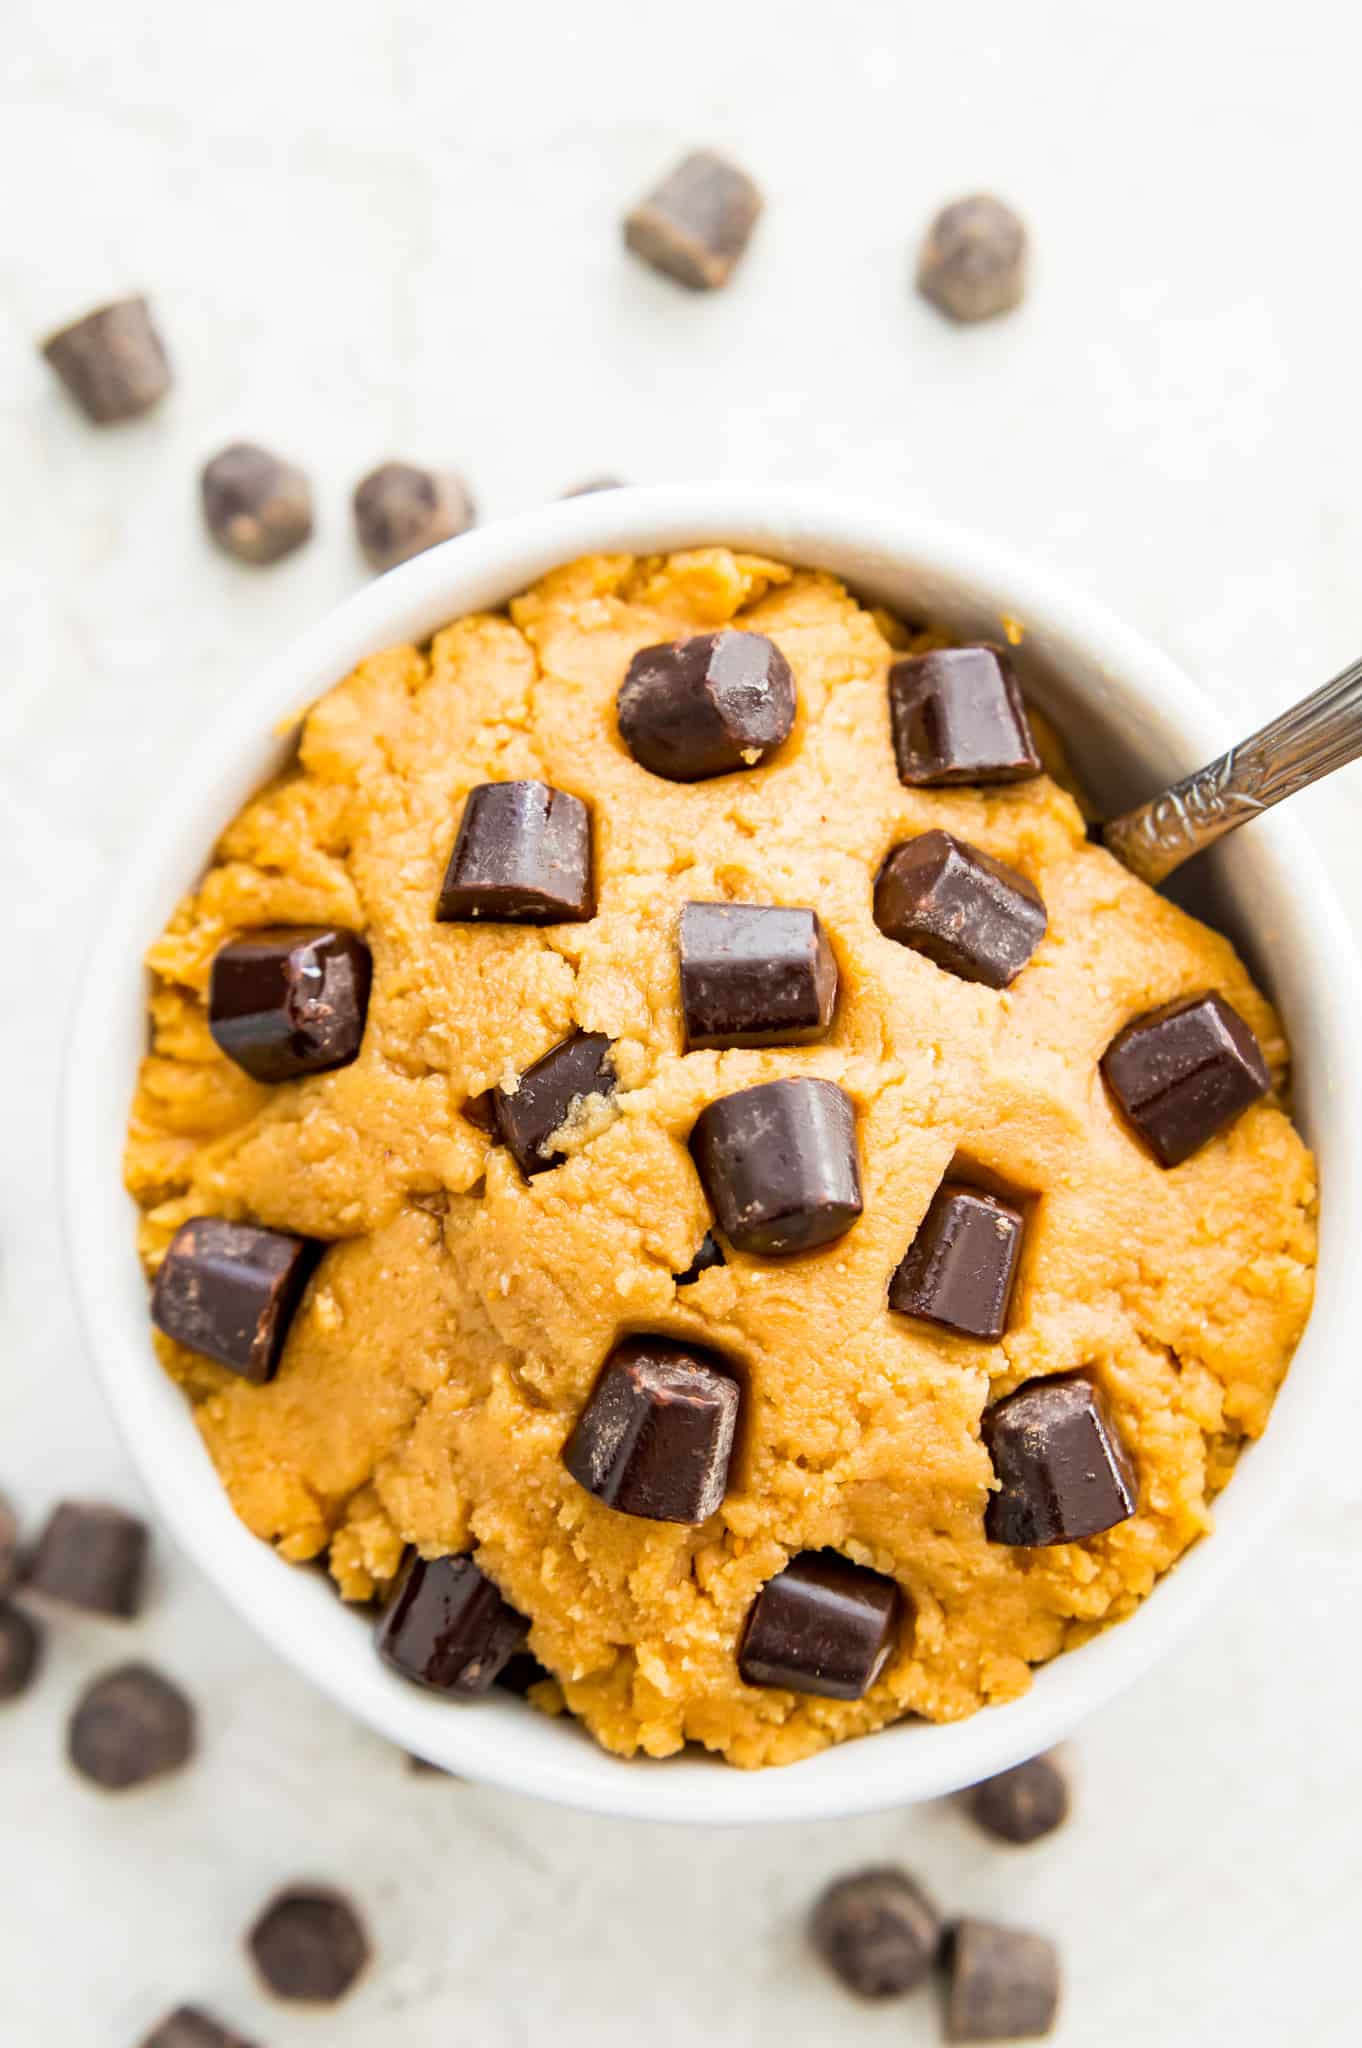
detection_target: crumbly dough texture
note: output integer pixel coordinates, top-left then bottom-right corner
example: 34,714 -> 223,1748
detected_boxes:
126,550 -> 1317,1768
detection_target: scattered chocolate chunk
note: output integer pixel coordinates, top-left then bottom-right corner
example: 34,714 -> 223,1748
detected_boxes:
563,1336 -> 741,1524
248,1887 -> 370,2004
352,460 -> 474,572
460,1088 -> 500,1135
1101,991 -> 1271,1168
138,2006 -> 259,2048
874,832 -> 1046,989
889,1182 -> 1026,1341
0,1496 -> 18,1595
945,1918 -> 1061,2042
889,646 -> 1041,788
376,1552 -> 529,1695
497,1649 -> 552,1698
965,1753 -> 1070,1845
739,1552 -> 901,1699
26,1501 -> 147,1618
208,927 -> 372,1082
41,296 -> 171,423
492,1029 -> 616,1178
436,780 -> 594,924
151,1216 -> 319,1383
0,1605 -> 40,1701
674,1230 -> 726,1286
811,1867 -> 942,1997
691,1077 -> 862,1255
201,443 -> 313,565
917,196 -> 1028,324
561,476 -> 626,496
983,1371 -> 1137,1546
623,149 -> 762,290
679,902 -> 838,1048
68,1662 -> 194,1790
617,629 -> 795,782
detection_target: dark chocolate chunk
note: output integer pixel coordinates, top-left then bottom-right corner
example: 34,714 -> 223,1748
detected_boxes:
248,1887 -> 370,2004
151,1216 -> 319,1383
68,1662 -> 195,1790
874,832 -> 1046,989
679,902 -> 838,1048
0,1605 -> 41,1701
889,1182 -> 1026,1341
497,1649 -> 553,1698
138,2006 -> 260,2048
983,1371 -> 1137,1547
945,1919 -> 1061,2042
563,1336 -> 741,1524
209,927 -> 371,1082
810,1867 -> 942,1998
201,443 -> 313,565
617,630 -> 795,782
691,1077 -> 862,1256
739,1552 -> 901,1699
41,296 -> 171,423
492,1029 -> 616,1177
0,1495 -> 17,1595
460,1088 -> 500,1135
436,780 -> 594,925
1100,991 -> 1271,1168
376,1552 -> 529,1695
674,1230 -> 726,1286
561,476 -> 626,496
965,1753 -> 1070,1845
623,149 -> 762,290
26,1501 -> 148,1618
917,196 -> 1028,325
889,646 -> 1041,787
353,460 -> 474,572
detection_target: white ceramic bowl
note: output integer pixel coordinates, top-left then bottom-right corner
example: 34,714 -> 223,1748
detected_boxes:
63,485 -> 1362,1824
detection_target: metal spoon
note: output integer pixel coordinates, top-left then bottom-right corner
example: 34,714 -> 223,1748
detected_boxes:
1101,651 -> 1362,884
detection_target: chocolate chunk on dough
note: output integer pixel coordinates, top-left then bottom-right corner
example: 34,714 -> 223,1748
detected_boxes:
624,149 -> 762,290
874,831 -> 1046,988
352,460 -> 474,571
810,1867 -> 942,1997
26,1501 -> 147,1618
983,1372 -> 1137,1546
68,1662 -> 195,1790
888,646 -> 1040,787
563,1336 -> 741,1524
739,1552 -> 902,1699
201,442 -> 313,564
945,1918 -> 1061,2041
889,1182 -> 1026,1340
917,195 -> 1028,324
618,630 -> 795,781
436,780 -> 594,924
151,1216 -> 319,1383
1101,991 -> 1271,1167
41,296 -> 171,422
376,1552 -> 529,1695
679,902 -> 837,1048
208,927 -> 371,1082
492,1030 -> 616,1178
248,1887 -> 371,2004
691,1077 -> 862,1255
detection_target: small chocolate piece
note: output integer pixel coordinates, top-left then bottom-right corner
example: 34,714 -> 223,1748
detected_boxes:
561,476 -> 626,496
563,1336 -> 741,1524
674,1230 -> 726,1286
739,1552 -> 901,1699
248,1887 -> 370,2004
151,1216 -> 319,1383
889,1182 -> 1026,1341
917,196 -> 1028,324
460,1088 -> 500,1135
496,1649 -> 552,1698
679,902 -> 838,1048
138,2007 -> 259,2048
618,630 -> 795,782
874,832 -> 1046,989
353,460 -> 474,572
1101,991 -> 1271,1168
201,442 -> 313,565
966,1753 -> 1070,1845
26,1501 -> 147,1618
983,1371 -> 1137,1547
691,1077 -> 862,1256
0,1495 -> 18,1594
376,1552 -> 529,1695
0,1605 -> 41,1701
436,780 -> 594,924
208,927 -> 372,1081
41,296 -> 171,423
68,1662 -> 195,1790
810,1867 -> 942,1998
889,646 -> 1041,788
492,1030 -> 616,1178
623,149 -> 762,290
945,1919 -> 1061,2042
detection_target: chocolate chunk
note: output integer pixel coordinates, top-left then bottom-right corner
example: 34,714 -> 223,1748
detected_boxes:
248,1887 -> 370,2004
691,1077 -> 862,1255
352,460 -> 474,572
617,630 -> 795,782
874,832 -> 1046,988
889,1182 -> 1026,1340
492,1029 -> 616,1177
209,927 -> 372,1082
0,1495 -> 18,1595
679,902 -> 838,1048
26,1501 -> 148,1618
436,780 -> 594,924
460,1088 -> 500,1135
674,1230 -> 726,1286
739,1552 -> 901,1699
965,1753 -> 1070,1845
623,149 -> 762,290
945,1919 -> 1061,2042
561,476 -> 626,496
151,1216 -> 319,1383
1101,991 -> 1271,1168
0,1605 -> 41,1701
68,1662 -> 195,1790
889,646 -> 1041,787
497,1649 -> 552,1698
983,1372 -> 1137,1546
810,1867 -> 942,1997
138,2007 -> 259,2048
41,296 -> 171,423
376,1552 -> 529,1695
201,442 -> 312,564
563,1336 -> 741,1524
917,196 -> 1028,324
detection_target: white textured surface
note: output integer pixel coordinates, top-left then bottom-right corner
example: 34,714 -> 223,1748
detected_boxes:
3,2 -> 1361,2042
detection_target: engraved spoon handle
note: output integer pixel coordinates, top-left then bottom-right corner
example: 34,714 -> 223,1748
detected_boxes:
1102,651 -> 1362,884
